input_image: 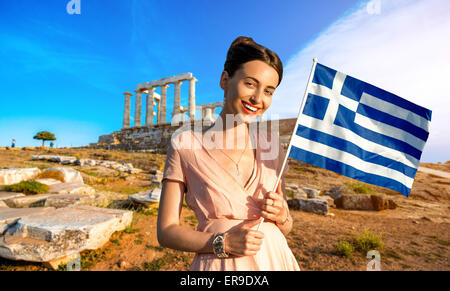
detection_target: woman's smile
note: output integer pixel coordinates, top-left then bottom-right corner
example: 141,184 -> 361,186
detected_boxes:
241,100 -> 261,115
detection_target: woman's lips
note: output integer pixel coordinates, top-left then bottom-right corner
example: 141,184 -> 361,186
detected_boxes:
241,101 -> 260,115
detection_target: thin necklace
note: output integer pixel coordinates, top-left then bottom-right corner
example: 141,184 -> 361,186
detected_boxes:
218,132 -> 249,182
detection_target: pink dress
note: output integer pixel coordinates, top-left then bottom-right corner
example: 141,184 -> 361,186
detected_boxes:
162,127 -> 300,271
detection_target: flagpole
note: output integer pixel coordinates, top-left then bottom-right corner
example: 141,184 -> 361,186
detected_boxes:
257,57 -> 318,231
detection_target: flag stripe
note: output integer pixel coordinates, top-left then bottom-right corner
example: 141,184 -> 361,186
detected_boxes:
296,124 -> 418,178
356,103 -> 429,141
341,75 -> 432,121
354,114 -> 426,151
334,105 -> 423,160
290,133 -> 414,188
289,145 -> 411,196
360,93 -> 430,131
298,114 -> 419,169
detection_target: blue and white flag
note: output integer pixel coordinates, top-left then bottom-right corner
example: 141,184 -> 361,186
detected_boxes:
288,61 -> 432,197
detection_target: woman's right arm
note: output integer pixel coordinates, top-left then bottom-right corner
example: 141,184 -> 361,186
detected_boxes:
157,179 -> 265,256
157,179 -> 215,253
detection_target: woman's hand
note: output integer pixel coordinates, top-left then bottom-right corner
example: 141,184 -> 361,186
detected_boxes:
261,182 -> 288,225
223,218 -> 265,257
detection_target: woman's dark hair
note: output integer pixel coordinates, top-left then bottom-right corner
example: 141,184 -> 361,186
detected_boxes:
224,36 -> 283,87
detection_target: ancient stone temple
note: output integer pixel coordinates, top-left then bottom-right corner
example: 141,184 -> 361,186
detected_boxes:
93,73 -> 226,151
91,72 -> 293,152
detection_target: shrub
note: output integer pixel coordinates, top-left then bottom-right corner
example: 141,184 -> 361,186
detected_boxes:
335,240 -> 354,258
354,230 -> 384,253
3,181 -> 49,195
345,182 -> 373,194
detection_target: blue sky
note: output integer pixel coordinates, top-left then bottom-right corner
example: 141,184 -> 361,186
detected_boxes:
0,0 -> 448,162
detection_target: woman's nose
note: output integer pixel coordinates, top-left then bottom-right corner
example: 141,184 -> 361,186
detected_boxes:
250,88 -> 264,104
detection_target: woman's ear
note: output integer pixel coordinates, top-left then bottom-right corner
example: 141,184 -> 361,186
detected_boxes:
220,70 -> 229,91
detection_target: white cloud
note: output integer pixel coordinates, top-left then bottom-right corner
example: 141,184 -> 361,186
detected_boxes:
267,0 -> 450,162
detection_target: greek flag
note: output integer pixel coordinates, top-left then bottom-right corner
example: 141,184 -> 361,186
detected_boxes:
287,61 -> 432,197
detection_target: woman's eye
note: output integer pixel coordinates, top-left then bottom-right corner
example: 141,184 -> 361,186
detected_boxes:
265,90 -> 273,96
245,82 -> 255,87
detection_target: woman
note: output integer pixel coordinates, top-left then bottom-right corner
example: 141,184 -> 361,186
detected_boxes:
157,36 -> 300,271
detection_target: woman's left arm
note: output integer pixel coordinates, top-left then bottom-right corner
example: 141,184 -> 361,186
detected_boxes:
261,178 -> 293,236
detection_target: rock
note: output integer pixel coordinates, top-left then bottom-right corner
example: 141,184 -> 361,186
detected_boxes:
335,194 -> 373,210
0,200 -> 8,208
0,207 -> 55,233
318,195 -> 336,208
0,192 -> 26,201
129,188 -> 161,206
4,194 -> 52,208
412,220 -> 419,224
34,178 -> 62,186
303,187 -> 319,199
44,167 -> 84,184
0,205 -> 133,263
43,253 -> 80,270
44,194 -> 97,208
287,198 -> 328,215
49,182 -> 95,195
286,183 -> 299,190
291,189 -> 308,199
324,186 -> 351,200
370,194 -> 397,211
60,157 -> 77,165
75,159 -> 97,166
118,259 -> 130,269
326,212 -> 335,217
0,168 -> 40,185
335,194 -> 397,211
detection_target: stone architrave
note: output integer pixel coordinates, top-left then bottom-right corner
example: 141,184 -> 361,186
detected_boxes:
146,87 -> 155,126
189,78 -> 197,120
122,92 -> 132,129
134,90 -> 142,127
160,84 -> 169,124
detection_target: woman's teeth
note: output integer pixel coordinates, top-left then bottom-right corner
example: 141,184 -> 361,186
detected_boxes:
243,102 -> 258,113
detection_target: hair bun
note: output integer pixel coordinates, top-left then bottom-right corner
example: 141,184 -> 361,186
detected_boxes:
230,36 -> 255,48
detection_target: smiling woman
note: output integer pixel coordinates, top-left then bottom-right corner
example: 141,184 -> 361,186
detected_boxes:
157,36 -> 300,271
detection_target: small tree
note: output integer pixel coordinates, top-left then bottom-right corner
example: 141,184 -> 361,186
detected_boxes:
33,131 -> 56,147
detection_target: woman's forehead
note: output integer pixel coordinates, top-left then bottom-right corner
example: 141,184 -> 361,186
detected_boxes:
238,60 -> 279,87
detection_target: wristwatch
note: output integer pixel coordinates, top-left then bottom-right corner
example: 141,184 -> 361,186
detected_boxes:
212,232 -> 228,258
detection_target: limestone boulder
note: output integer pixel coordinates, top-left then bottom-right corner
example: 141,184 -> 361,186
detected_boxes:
4,194 -> 52,208
0,192 -> 26,201
287,198 -> 328,215
44,167 -> 84,184
334,194 -> 397,211
129,188 -> 161,207
49,182 -> 95,195
318,195 -> 336,208
0,207 -> 55,233
0,200 -> 8,208
44,194 -> 98,208
0,205 -> 132,263
324,185 -> 351,200
302,187 -> 319,199
0,168 -> 40,185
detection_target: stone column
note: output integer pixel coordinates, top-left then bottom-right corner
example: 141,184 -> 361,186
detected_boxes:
189,77 -> 197,120
146,87 -> 155,126
122,92 -> 132,129
160,84 -> 169,124
134,89 -> 142,127
204,107 -> 213,123
173,81 -> 182,116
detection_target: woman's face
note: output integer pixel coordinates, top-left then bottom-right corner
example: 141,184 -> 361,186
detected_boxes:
220,60 -> 279,124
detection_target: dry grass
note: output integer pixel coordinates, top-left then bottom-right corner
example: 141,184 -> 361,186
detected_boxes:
34,169 -> 65,182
